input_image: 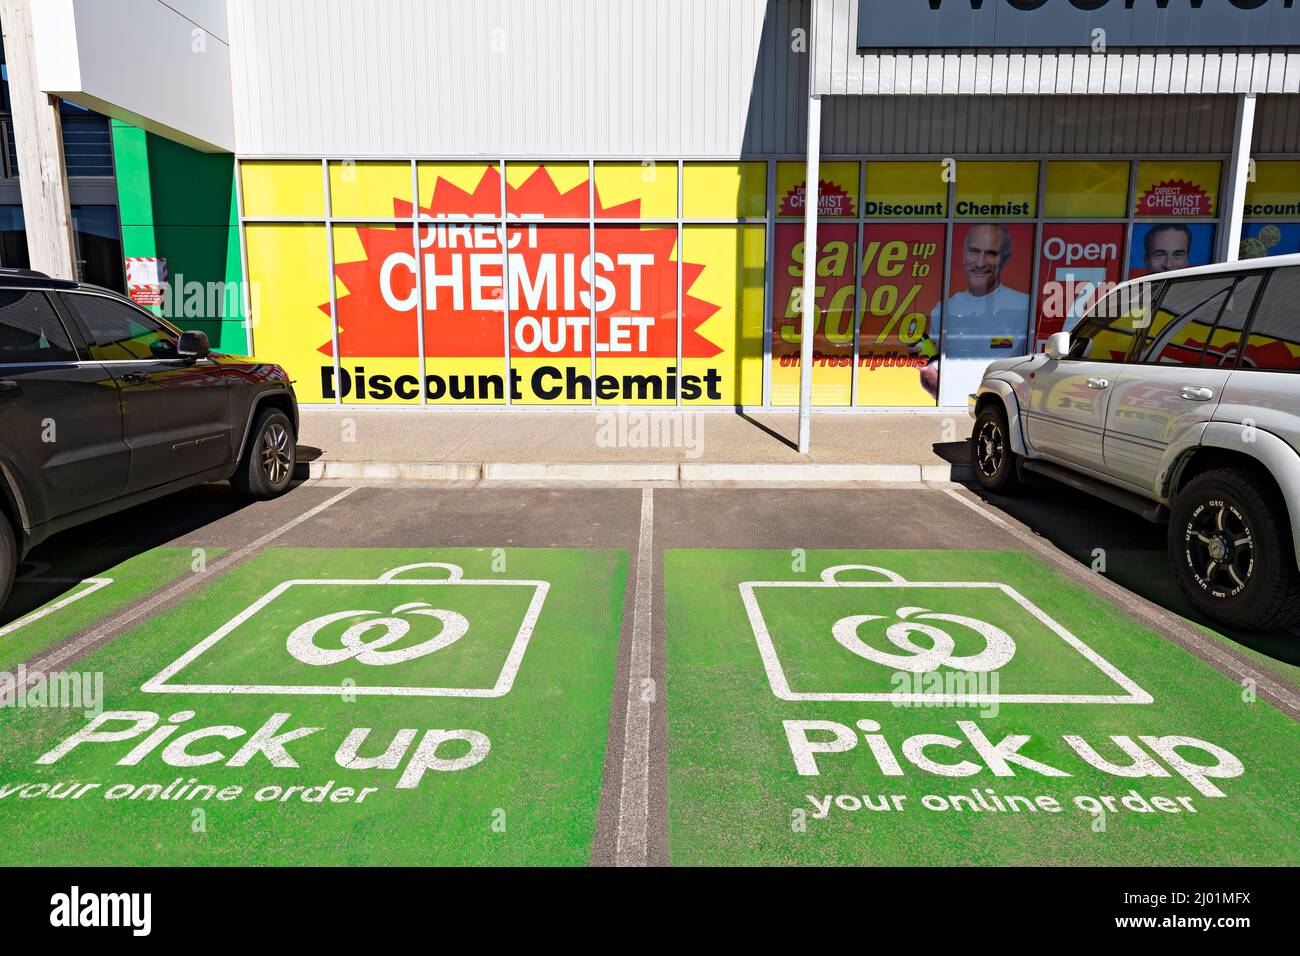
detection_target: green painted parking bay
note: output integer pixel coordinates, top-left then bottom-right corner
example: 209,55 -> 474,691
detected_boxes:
664,549 -> 1300,866
0,548 -> 215,673
0,548 -> 625,866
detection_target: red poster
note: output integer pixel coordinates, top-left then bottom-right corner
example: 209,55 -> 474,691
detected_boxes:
1034,223 -> 1125,346
771,222 -> 858,367
1135,179 -> 1213,218
857,224 -> 946,404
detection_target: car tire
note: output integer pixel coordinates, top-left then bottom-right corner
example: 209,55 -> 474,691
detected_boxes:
0,510 -> 14,613
1168,467 -> 1300,631
971,402 -> 1020,494
232,407 -> 296,501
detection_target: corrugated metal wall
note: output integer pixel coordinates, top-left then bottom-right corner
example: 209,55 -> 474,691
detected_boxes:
227,0 -> 1300,159
228,0 -> 772,157
819,94 -> 1246,156
815,0 -> 1300,96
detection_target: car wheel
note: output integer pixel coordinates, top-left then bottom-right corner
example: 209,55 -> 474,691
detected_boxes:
232,407 -> 296,500
1168,467 -> 1300,631
0,510 -> 13,613
971,403 -> 1020,493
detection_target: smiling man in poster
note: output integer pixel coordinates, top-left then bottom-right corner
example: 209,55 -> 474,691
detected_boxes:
923,223 -> 1030,405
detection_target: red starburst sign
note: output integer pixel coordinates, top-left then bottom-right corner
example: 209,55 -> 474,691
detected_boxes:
321,166 -> 721,359
778,178 -> 855,218
1135,179 -> 1212,218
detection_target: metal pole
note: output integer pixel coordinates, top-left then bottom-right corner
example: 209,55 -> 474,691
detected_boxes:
798,94 -> 821,454
1221,92 -> 1256,264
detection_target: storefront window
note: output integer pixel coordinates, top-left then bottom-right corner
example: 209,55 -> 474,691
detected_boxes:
935,221 -> 1034,406
330,222 -> 420,405
1043,161 -> 1128,219
241,161 -> 325,218
683,163 -> 766,219
681,224 -> 765,406
238,154 -> 1236,409
954,162 -> 1038,219
864,162 -> 947,219
1134,161 -> 1220,218
244,223 -> 333,403
1035,222 -> 1125,347
769,222 -> 856,406
1129,222 -> 1217,279
775,161 -> 858,219
594,163 -> 677,220
417,163 -> 502,218
328,161 -> 414,219
1240,160 -> 1300,260
505,163 -> 589,219
507,223 -> 591,405
71,205 -> 124,291
0,204 -> 28,269
856,223 -> 945,406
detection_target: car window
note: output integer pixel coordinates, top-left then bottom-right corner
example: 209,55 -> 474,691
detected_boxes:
60,292 -> 178,362
1196,274 -> 1260,369
0,289 -> 78,365
1241,266 -> 1300,372
1137,276 -> 1245,367
1067,281 -> 1159,363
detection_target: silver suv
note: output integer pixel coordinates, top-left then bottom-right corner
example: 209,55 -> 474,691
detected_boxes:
970,253 -> 1300,631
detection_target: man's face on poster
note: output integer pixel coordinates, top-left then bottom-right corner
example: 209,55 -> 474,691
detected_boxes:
1144,227 -> 1190,274
963,225 -> 1007,296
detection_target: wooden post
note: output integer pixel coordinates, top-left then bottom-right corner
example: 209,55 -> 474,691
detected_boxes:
0,0 -> 77,279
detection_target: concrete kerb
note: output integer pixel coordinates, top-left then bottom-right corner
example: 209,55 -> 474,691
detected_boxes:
298,460 -> 974,484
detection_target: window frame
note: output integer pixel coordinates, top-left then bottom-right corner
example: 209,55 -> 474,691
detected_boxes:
0,289 -> 81,367
1235,264 -> 1300,375
57,289 -> 185,364
1065,278 -> 1165,364
1132,272 -> 1264,369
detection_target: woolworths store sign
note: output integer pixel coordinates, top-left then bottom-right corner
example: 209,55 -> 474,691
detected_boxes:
857,0 -> 1300,49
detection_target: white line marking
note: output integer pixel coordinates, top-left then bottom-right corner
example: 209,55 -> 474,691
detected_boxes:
142,563 -> 549,697
740,564 -> 1151,705
615,487 -> 654,867
17,486 -> 357,679
942,485 -> 1300,716
0,577 -> 113,639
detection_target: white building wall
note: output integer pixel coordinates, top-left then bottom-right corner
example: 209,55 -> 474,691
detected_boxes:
227,0 -> 774,158
31,0 -> 234,151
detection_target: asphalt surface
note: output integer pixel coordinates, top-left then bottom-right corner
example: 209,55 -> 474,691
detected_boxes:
2,476 -> 1297,866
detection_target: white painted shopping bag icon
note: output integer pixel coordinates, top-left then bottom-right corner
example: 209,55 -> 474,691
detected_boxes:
143,562 -> 549,698
739,564 -> 1151,705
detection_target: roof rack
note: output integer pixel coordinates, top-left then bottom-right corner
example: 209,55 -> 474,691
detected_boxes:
0,267 -> 52,279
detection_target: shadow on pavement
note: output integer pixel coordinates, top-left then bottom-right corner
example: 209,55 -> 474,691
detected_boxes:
1,481 -> 291,629
965,475 -> 1300,670
931,439 -> 971,465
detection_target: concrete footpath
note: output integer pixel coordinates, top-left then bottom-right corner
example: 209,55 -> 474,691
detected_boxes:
294,407 -> 974,484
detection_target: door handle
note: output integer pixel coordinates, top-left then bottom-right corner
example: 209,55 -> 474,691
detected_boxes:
1180,385 -> 1215,402
119,372 -> 149,385
0,380 -> 16,392
1086,377 -> 1110,390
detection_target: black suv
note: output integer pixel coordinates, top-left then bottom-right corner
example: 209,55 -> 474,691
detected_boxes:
0,269 -> 298,609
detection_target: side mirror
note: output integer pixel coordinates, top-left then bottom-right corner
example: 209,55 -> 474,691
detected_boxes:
1044,331 -> 1070,361
177,330 -> 211,360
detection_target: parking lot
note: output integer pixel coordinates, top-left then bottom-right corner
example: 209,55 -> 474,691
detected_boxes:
0,478 -> 1296,866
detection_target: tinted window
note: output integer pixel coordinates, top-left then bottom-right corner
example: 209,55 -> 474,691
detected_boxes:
1243,266 -> 1300,372
0,290 -> 76,365
1068,281 -> 1159,363
1198,274 -> 1259,369
1138,275 -> 1259,367
61,293 -> 178,362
